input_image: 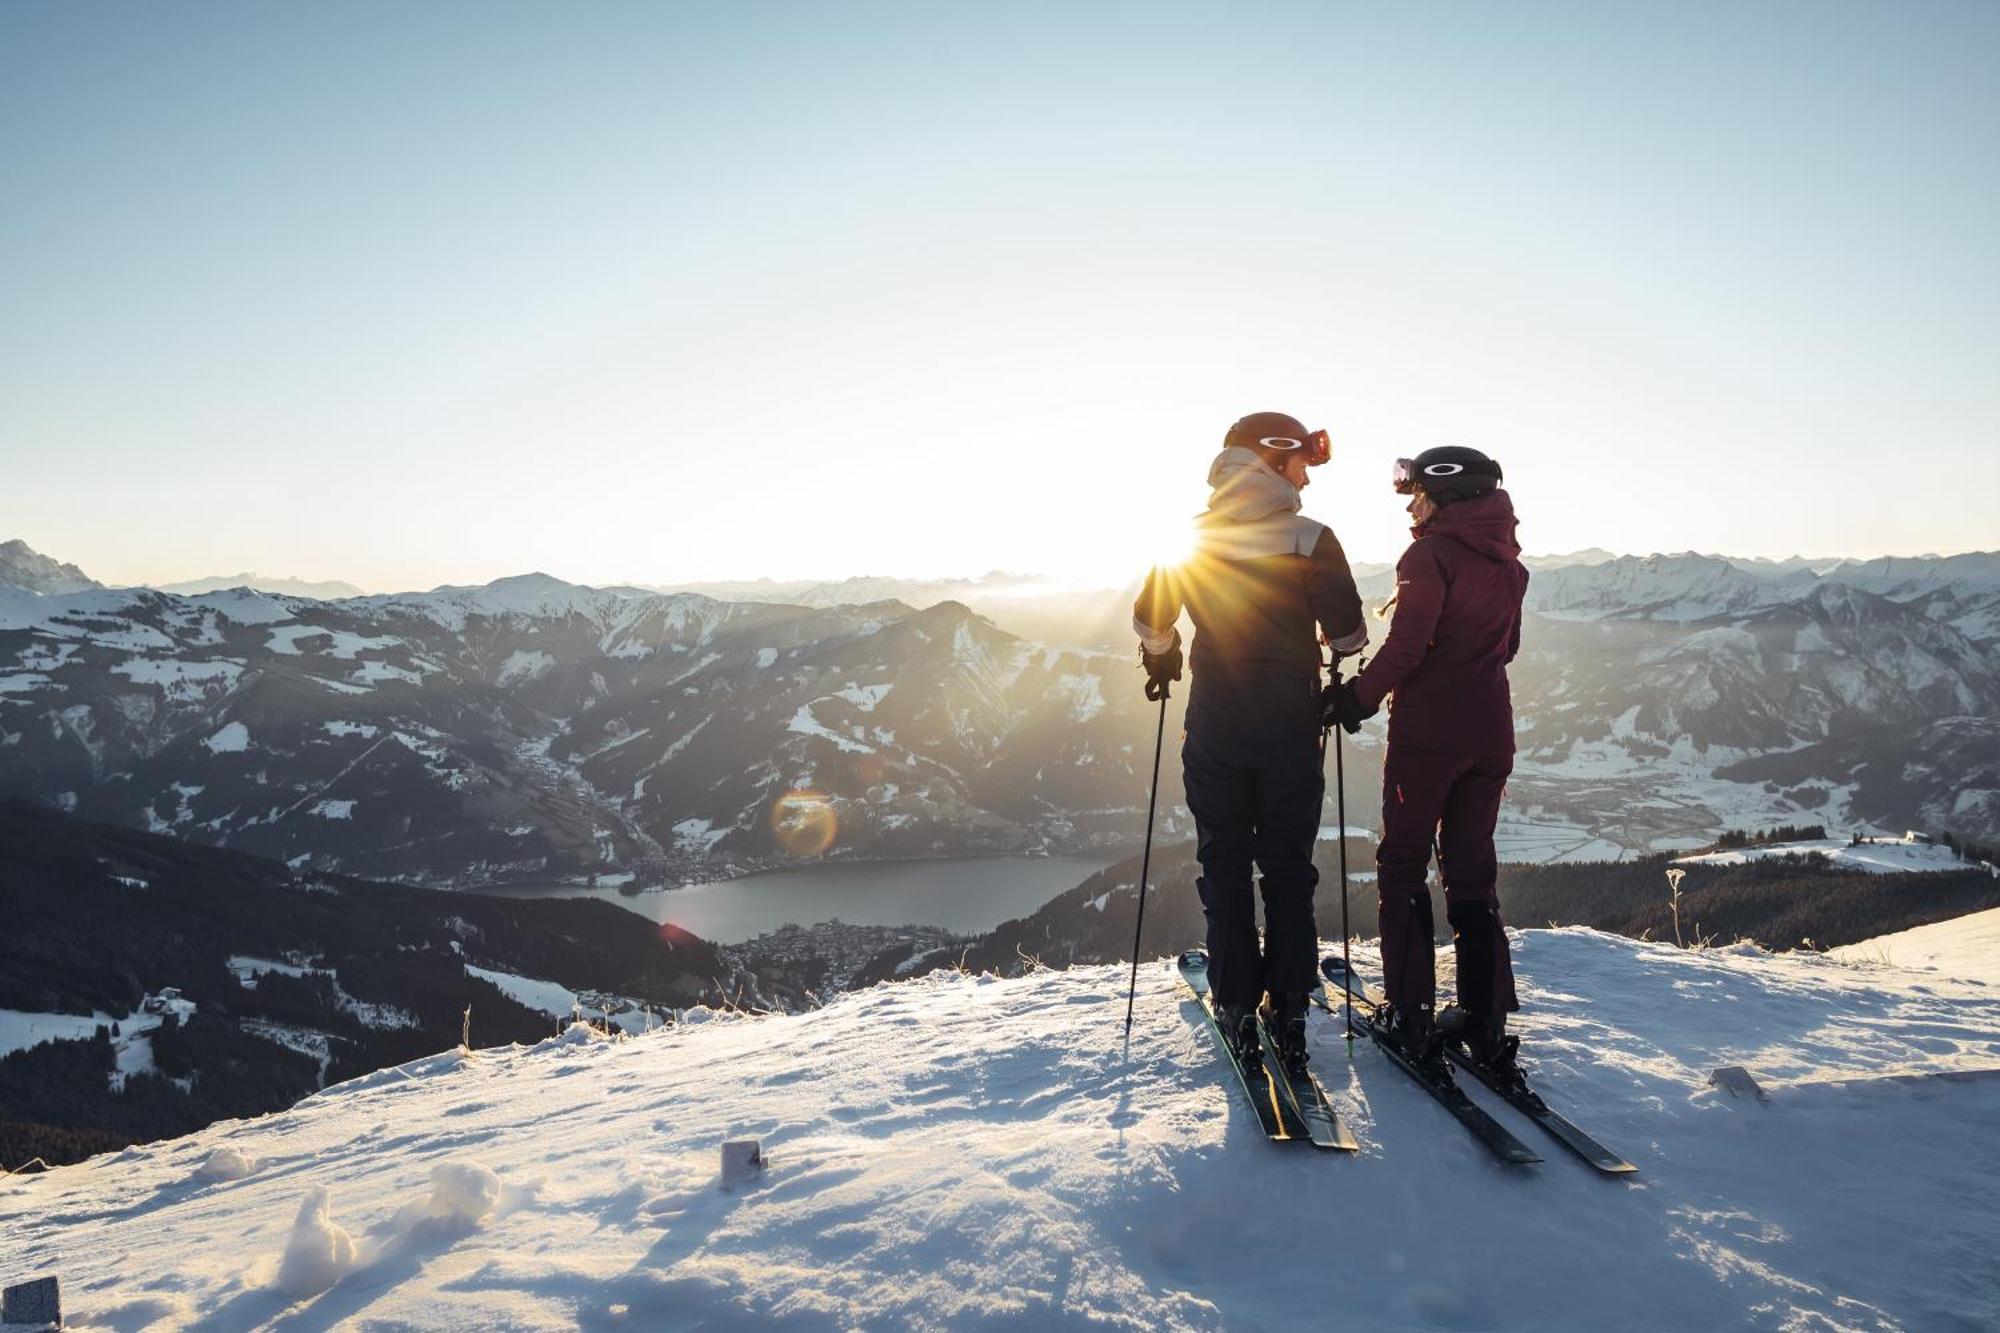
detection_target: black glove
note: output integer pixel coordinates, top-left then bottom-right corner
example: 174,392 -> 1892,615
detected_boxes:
1141,643 -> 1183,701
1318,679 -> 1376,734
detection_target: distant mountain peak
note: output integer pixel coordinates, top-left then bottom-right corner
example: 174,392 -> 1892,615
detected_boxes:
0,539 -> 100,595
156,572 -> 368,600
483,571 -> 578,593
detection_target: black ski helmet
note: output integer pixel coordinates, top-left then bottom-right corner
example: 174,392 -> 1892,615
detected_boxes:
1393,446 -> 1502,504
1225,411 -> 1331,467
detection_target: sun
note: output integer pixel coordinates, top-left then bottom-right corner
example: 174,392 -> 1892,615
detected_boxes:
1146,516 -> 1200,571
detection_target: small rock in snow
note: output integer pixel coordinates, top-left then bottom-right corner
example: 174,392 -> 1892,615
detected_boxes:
720,1139 -> 765,1187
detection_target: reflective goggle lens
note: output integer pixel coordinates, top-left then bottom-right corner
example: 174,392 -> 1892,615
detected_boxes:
1392,458 -> 1418,492
1258,430 -> 1332,467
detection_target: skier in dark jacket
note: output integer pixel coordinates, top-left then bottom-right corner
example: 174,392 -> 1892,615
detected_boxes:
1134,411 -> 1367,1073
1322,446 -> 1529,1077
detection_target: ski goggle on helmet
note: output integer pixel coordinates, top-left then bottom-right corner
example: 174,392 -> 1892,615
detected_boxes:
1262,429 -> 1331,466
1225,411 -> 1331,466
1392,447 -> 1503,496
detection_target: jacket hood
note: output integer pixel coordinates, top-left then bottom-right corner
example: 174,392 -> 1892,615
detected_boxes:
1416,489 -> 1521,562
1205,447 -> 1302,523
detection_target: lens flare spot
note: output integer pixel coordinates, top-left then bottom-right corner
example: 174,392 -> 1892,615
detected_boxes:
771,789 -> 838,857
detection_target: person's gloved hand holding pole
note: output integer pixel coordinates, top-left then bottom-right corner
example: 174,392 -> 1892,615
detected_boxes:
1142,643 -> 1182,701
1319,678 -> 1376,734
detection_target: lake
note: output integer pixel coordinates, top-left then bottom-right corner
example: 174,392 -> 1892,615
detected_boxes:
482,854 -> 1122,944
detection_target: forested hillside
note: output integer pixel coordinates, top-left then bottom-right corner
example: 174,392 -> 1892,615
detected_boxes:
877,841 -> 2000,983
0,803 -> 728,1169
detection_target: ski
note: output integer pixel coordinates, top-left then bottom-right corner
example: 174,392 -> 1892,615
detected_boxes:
1320,957 -> 1635,1174
1176,951 -> 1307,1143
1441,1046 -> 1637,1174
1254,1012 -> 1360,1151
1316,957 -> 1541,1166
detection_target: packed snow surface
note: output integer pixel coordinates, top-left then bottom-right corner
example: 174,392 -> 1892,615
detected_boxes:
4,930 -> 1997,1330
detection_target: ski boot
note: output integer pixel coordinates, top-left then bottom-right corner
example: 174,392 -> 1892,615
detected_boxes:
1378,1003 -> 1450,1080
1259,991 -> 1310,1077
1438,1005 -> 1530,1096
1216,1002 -> 1263,1067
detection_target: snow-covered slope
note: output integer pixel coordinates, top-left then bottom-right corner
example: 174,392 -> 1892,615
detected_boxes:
1673,834 -> 1976,875
5,930 -> 1995,1331
1832,904 -> 2000,983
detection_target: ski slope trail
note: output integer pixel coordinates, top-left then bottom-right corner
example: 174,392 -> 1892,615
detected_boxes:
3,929 -> 1996,1331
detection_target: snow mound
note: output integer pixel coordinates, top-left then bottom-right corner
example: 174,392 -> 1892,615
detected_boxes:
193,1146 -> 258,1184
4,930 -> 1998,1330
544,1019 -> 608,1048
276,1186 -> 357,1298
421,1161 -> 501,1225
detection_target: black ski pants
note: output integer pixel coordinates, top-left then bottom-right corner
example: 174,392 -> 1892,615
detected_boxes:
1375,743 -> 1519,1015
1182,675 -> 1324,1012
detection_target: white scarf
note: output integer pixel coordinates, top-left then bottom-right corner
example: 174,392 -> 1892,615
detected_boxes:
1195,448 -> 1319,560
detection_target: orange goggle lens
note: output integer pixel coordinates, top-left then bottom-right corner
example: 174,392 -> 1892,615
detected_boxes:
1256,429 -> 1332,467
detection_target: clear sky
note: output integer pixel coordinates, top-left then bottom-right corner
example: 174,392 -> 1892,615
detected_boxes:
2,2 -> 1995,591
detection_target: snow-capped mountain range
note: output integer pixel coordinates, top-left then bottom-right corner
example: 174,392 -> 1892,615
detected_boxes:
1486,550 -> 2000,856
0,563 -> 1156,886
2,541 -> 1996,885
156,573 -> 369,600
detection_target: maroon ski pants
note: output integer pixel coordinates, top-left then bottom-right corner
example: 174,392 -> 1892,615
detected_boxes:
1375,744 -> 1519,1015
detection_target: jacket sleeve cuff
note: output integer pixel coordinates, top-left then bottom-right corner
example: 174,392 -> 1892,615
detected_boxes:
1325,624 -> 1368,656
1133,616 -> 1180,656
1350,674 -> 1384,712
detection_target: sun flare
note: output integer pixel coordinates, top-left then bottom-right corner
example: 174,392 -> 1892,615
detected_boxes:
1146,517 -> 1200,571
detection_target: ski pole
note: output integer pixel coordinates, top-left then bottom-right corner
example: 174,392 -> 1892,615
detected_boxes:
1124,682 -> 1171,1036
1326,654 -> 1364,1042
1334,710 -> 1354,1042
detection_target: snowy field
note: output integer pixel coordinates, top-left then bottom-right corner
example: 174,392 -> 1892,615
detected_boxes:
1673,835 -> 1978,875
0,1007 -> 112,1059
3,929 -> 1997,1331
1832,905 -> 2000,984
1,993 -> 196,1071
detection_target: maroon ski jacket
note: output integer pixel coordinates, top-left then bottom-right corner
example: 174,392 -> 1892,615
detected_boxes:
1351,490 -> 1528,756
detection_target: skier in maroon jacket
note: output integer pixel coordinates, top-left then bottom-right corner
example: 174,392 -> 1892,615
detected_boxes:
1322,446 -> 1529,1078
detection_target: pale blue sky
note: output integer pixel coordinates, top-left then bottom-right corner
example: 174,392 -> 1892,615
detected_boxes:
3,2 -> 1995,590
